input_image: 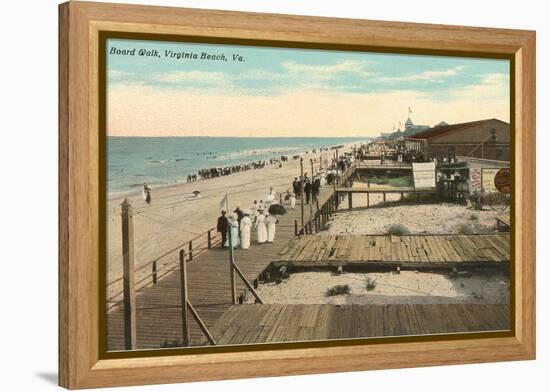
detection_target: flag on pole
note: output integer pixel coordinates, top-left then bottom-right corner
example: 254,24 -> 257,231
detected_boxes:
219,194 -> 228,212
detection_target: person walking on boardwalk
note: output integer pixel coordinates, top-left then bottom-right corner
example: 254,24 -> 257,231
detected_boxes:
217,210 -> 229,248
290,192 -> 296,209
240,210 -> 252,249
225,212 -> 240,248
313,176 -> 321,202
255,208 -> 267,244
265,213 -> 278,243
234,206 -> 244,233
250,200 -> 258,216
292,177 -> 300,197
304,179 -> 312,204
266,187 -> 275,206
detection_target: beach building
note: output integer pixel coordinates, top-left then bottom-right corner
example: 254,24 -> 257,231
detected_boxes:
379,108 -> 430,140
411,118 -> 510,161
401,115 -> 430,137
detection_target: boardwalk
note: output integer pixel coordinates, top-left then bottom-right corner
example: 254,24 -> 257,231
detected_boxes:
210,303 -> 510,344
279,234 -> 510,266
106,187 -> 331,350
106,170 -> 510,350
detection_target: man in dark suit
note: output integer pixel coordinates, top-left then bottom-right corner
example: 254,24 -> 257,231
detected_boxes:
304,179 -> 312,205
217,210 -> 229,248
292,177 -> 299,197
313,176 -> 321,203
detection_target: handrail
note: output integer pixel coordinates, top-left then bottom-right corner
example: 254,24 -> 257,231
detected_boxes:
134,226 -> 217,273
179,249 -> 216,346
355,161 -> 412,169
106,226 -> 217,288
106,225 -> 220,309
296,164 -> 357,236
296,191 -> 339,236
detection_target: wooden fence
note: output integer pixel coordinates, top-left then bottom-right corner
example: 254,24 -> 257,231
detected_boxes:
295,163 -> 356,236
106,200 -> 222,313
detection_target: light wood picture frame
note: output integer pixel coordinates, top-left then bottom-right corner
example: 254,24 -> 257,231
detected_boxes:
59,1 -> 536,389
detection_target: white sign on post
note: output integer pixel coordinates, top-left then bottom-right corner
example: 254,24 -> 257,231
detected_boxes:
412,162 -> 436,189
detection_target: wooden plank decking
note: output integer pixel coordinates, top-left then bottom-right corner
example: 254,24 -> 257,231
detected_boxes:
106,188 -> 331,350
279,234 -> 510,266
497,215 -> 511,231
106,180 -> 510,351
210,304 -> 510,345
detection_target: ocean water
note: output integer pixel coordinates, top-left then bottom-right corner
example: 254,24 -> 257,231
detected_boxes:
107,136 -> 368,195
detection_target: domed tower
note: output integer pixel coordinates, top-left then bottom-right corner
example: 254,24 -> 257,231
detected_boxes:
405,107 -> 414,130
405,116 -> 414,130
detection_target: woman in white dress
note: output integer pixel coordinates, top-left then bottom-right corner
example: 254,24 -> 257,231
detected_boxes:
265,213 -> 278,243
265,191 -> 275,207
290,193 -> 296,209
255,209 -> 267,244
320,172 -> 327,187
225,213 -> 240,248
240,210 -> 252,249
250,200 -> 258,216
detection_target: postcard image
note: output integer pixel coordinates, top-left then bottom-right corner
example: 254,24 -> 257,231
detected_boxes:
103,37 -> 511,351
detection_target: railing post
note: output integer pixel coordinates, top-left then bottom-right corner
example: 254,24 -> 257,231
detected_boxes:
121,199 -> 136,351
188,241 -> 193,262
316,213 -> 320,232
228,227 -> 237,304
300,157 -> 304,228
314,214 -> 317,232
207,230 -> 212,249
178,249 -> 190,347
152,261 -> 157,285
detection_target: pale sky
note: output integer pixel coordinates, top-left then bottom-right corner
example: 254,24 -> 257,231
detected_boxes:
106,38 -> 510,137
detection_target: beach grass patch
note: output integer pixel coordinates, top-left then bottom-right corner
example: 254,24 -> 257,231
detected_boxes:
366,278 -> 377,291
387,224 -> 410,236
326,284 -> 351,297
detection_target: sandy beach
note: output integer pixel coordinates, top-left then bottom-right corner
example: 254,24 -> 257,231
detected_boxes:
247,269 -> 509,305
326,202 -> 509,235
106,143 -> 358,299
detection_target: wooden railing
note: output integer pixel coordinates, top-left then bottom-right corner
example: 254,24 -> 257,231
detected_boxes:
294,164 -> 357,236
355,161 -> 413,169
178,249 -> 216,346
295,191 -> 344,236
110,199 -> 265,350
106,225 -> 221,311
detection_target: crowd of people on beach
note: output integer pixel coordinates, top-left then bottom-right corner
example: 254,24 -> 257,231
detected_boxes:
186,158 -> 285,183
185,146 -> 341,184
